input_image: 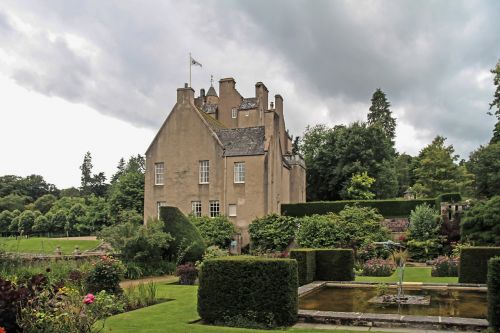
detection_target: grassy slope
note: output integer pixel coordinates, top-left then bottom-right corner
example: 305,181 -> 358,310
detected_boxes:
105,284 -> 391,333
355,267 -> 458,283
1,237 -> 100,254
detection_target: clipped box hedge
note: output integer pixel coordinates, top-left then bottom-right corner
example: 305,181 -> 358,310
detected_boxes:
459,247 -> 500,284
315,249 -> 354,281
488,257 -> 500,332
198,256 -> 298,327
290,249 -> 316,286
281,199 -> 436,218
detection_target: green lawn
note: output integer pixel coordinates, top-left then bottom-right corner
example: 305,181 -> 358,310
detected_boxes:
0,237 -> 101,255
355,267 -> 458,283
105,283 -> 391,333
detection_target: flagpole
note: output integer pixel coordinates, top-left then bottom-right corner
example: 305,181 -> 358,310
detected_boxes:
189,52 -> 192,87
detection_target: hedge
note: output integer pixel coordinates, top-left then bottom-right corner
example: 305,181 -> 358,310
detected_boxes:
198,256 -> 298,328
159,206 -> 205,263
315,249 -> 354,281
459,247 -> 500,284
290,249 -> 316,286
488,257 -> 500,332
281,193 -> 462,218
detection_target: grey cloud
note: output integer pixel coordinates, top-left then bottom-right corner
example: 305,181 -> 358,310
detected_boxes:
0,0 -> 498,158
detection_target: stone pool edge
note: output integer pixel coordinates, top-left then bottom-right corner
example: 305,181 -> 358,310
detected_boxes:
297,281 -> 488,331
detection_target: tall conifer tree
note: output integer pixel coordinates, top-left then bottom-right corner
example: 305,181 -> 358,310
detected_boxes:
367,88 -> 396,140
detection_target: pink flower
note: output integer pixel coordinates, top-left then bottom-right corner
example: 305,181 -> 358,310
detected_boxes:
83,293 -> 95,304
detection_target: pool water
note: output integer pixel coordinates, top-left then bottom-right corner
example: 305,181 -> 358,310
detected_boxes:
299,286 -> 487,319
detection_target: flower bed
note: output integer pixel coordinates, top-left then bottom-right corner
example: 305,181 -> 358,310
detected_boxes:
362,259 -> 396,277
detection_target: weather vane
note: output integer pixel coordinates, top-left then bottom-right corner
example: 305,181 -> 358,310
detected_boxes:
210,74 -> 214,87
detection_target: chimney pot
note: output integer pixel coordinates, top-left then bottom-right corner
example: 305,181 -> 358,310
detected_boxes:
184,83 -> 188,88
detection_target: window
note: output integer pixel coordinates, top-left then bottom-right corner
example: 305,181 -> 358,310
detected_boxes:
154,162 -> 164,185
228,204 -> 237,217
209,200 -> 220,217
234,162 -> 245,183
191,201 -> 202,217
156,201 -> 167,218
231,107 -> 237,119
199,160 -> 209,184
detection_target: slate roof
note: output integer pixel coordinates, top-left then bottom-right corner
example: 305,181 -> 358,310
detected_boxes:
202,103 -> 218,114
216,126 -> 265,156
206,86 -> 218,97
239,97 -> 258,110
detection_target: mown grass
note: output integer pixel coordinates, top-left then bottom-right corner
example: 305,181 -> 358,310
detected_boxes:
104,283 -> 393,333
0,237 -> 100,254
355,267 -> 458,283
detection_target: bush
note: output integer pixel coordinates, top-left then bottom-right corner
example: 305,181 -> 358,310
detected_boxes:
282,198 -> 436,218
362,259 -> 395,277
85,256 -> 125,294
459,247 -> 500,283
176,262 -> 198,285
461,196 -> 500,246
190,215 -> 236,248
290,249 -> 316,286
407,204 -> 440,241
315,249 -> 354,281
407,239 -> 442,262
249,214 -> 299,252
488,257 -> 500,332
160,206 -> 205,263
198,256 -> 298,328
431,256 -> 458,277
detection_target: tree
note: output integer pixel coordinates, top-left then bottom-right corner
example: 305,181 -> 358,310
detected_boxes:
461,196 -> 500,246
248,214 -> 298,252
0,174 -> 58,201
345,172 -> 375,200
0,194 -> 28,212
0,210 -> 15,232
302,122 -> 396,200
395,153 -> 416,196
373,160 -> 399,199
407,204 -> 440,241
13,210 -> 40,235
111,158 -> 126,184
60,187 -> 80,197
467,143 -> 500,198
108,171 -> 145,218
413,136 -> 472,197
489,60 -> 500,144
51,209 -> 69,233
32,215 -> 51,234
33,194 -> 57,214
79,152 -> 108,197
367,88 -> 396,140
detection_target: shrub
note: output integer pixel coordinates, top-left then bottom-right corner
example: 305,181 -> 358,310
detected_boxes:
459,247 -> 500,283
431,256 -> 458,277
176,262 -> 198,285
190,215 -> 236,248
290,249 -> 316,286
407,239 -> 442,262
461,196 -> 500,246
407,204 -> 440,241
196,245 -> 229,270
488,257 -> 500,332
282,198 -> 437,218
198,256 -> 298,328
160,206 -> 205,263
249,214 -> 299,252
85,256 -> 125,294
315,249 -> 354,281
362,259 -> 395,277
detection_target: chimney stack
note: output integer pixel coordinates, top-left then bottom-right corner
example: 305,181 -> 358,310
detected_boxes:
255,82 -> 269,112
200,88 -> 205,98
177,85 -> 195,104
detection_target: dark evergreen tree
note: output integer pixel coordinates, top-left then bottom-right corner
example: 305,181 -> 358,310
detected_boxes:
367,88 -> 397,140
80,151 -> 94,195
111,158 -> 126,183
489,60 -> 500,144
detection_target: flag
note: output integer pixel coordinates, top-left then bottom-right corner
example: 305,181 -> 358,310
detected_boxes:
191,57 -> 202,67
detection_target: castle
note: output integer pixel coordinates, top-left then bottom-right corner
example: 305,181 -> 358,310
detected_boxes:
144,77 -> 306,245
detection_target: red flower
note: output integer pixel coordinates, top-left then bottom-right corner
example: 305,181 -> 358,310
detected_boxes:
83,293 -> 95,304
0,326 -> 7,333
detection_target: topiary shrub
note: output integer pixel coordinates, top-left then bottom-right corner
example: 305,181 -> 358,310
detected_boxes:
459,247 -> 500,283
315,249 -> 354,281
290,249 -> 316,286
190,215 -> 236,248
198,256 -> 298,328
488,257 -> 500,332
160,206 -> 205,263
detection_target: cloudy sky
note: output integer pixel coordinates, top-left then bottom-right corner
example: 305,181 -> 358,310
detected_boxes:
0,0 -> 498,188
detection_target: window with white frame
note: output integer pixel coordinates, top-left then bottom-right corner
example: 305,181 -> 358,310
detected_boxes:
156,201 -> 167,218
228,204 -> 237,217
199,160 -> 209,184
191,201 -> 202,217
231,107 -> 237,119
154,162 -> 164,185
234,162 -> 245,183
209,200 -> 220,217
